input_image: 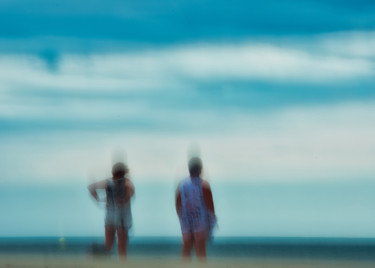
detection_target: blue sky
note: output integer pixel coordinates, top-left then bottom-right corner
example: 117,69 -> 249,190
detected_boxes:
0,0 -> 375,237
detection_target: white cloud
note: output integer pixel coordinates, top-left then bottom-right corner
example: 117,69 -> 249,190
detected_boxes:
318,31 -> 375,58
166,44 -> 373,81
1,101 -> 374,184
61,41 -> 373,82
1,31 -> 374,121
0,55 -> 171,92
0,31 -> 374,99
0,32 -> 374,184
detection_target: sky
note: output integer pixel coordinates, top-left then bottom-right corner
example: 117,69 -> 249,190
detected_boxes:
0,0 -> 375,238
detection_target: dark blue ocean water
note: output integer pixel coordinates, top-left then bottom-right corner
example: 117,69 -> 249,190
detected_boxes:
1,236 -> 375,260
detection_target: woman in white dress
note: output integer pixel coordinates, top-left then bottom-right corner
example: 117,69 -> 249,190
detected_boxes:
88,162 -> 134,259
176,157 -> 216,260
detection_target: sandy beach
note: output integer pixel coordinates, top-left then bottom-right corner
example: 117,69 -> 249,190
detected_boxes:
1,256 -> 374,268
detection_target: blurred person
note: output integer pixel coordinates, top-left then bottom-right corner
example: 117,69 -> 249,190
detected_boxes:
175,157 -> 217,261
88,162 -> 134,259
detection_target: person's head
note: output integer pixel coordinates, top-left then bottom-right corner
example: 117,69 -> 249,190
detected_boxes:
112,162 -> 128,179
188,157 -> 202,177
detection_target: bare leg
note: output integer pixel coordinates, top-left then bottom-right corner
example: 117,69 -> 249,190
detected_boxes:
182,233 -> 193,261
117,228 -> 128,259
105,226 -> 116,252
194,231 -> 207,261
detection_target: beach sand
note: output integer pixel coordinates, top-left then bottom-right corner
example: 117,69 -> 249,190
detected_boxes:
0,256 -> 374,268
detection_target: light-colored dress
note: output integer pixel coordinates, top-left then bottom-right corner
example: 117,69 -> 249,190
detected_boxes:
105,178 -> 132,230
179,176 -> 208,234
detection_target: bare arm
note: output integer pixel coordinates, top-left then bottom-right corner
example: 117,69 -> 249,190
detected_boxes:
202,180 -> 215,214
175,185 -> 181,217
125,179 -> 135,202
88,179 -> 107,201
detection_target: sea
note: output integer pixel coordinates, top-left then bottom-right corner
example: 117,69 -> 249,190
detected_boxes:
0,236 -> 375,260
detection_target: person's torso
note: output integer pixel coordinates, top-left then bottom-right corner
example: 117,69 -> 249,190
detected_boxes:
180,177 -> 207,219
106,178 -> 128,210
